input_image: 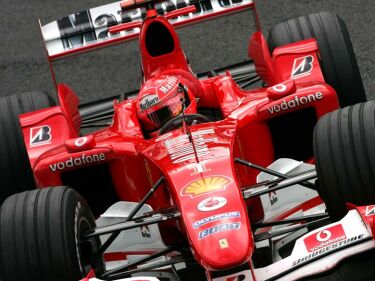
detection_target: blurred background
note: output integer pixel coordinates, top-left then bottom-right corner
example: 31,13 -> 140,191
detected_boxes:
0,0 -> 374,103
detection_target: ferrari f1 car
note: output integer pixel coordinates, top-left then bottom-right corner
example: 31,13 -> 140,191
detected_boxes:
0,0 -> 374,280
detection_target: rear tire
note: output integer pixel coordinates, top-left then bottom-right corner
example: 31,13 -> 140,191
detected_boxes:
0,187 -> 99,281
0,91 -> 55,204
313,101 -> 375,220
268,11 -> 367,107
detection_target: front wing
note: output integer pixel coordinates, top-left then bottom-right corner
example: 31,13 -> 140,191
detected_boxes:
82,207 -> 374,281
215,209 -> 375,281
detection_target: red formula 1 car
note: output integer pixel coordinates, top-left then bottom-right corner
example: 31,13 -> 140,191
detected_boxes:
0,0 -> 374,281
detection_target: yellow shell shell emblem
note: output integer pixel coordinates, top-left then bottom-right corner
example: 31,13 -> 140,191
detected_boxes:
181,176 -> 230,198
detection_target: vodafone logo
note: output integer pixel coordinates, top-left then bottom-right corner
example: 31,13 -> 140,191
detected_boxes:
304,224 -> 346,252
198,197 -> 227,212
267,92 -> 323,114
74,137 -> 88,147
316,230 -> 331,242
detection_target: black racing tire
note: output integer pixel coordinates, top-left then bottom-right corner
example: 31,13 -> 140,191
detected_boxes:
313,101 -> 375,220
0,186 -> 100,281
268,11 -> 367,107
0,91 -> 55,204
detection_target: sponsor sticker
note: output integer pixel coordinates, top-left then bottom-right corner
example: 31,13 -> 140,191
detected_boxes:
159,76 -> 178,94
365,206 -> 375,216
189,162 -> 210,176
219,238 -> 229,249
50,0 -> 254,57
293,234 -> 365,266
272,83 -> 287,93
291,55 -> 314,79
193,212 -> 240,229
199,222 -> 241,240
181,176 -> 231,198
49,153 -> 105,172
141,225 -> 151,238
139,94 -> 159,110
267,92 -> 323,114
155,132 -> 173,142
197,197 -> 227,212
30,125 -> 52,147
269,191 -> 278,206
74,137 -> 88,147
164,129 -> 217,163
304,224 -> 346,252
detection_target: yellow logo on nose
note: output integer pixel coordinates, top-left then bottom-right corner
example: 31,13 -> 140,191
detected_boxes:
219,238 -> 229,249
181,176 -> 230,198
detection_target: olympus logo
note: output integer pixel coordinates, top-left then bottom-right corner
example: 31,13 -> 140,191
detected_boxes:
268,92 -> 323,114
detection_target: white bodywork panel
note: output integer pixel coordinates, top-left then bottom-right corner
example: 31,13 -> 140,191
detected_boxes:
213,210 -> 374,281
257,158 -> 324,223
96,201 -> 167,254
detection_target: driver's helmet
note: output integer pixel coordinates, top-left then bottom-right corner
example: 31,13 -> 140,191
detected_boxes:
137,75 -> 197,134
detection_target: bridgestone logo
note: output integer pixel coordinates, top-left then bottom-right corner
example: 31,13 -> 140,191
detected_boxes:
291,55 -> 314,78
267,92 -> 323,114
49,153 -> 105,172
30,125 -> 52,146
292,234 -> 365,266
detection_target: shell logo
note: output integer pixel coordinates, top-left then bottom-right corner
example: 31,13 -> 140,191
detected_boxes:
181,176 -> 231,198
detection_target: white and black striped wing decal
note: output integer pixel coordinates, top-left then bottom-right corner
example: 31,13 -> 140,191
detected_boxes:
41,0 -> 254,60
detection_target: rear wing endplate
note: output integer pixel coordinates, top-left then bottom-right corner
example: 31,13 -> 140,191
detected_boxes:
40,0 -> 256,61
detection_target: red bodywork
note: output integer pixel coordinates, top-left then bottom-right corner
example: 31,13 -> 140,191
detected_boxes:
20,7 -> 339,275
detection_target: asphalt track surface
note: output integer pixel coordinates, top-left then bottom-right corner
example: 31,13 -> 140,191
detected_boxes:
0,0 -> 374,104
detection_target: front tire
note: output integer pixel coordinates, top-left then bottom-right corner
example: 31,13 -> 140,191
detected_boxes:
268,11 -> 367,107
313,101 -> 375,220
0,187 -> 99,281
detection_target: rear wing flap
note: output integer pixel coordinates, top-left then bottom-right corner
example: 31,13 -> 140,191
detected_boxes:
40,0 -> 257,61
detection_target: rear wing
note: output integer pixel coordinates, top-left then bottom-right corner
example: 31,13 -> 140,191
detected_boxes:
40,0 -> 257,61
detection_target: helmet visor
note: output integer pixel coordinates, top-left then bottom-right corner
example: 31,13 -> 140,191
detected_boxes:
143,92 -> 185,131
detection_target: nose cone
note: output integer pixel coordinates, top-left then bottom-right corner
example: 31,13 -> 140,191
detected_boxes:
196,220 -> 253,269
178,174 -> 254,270
150,124 -> 254,271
